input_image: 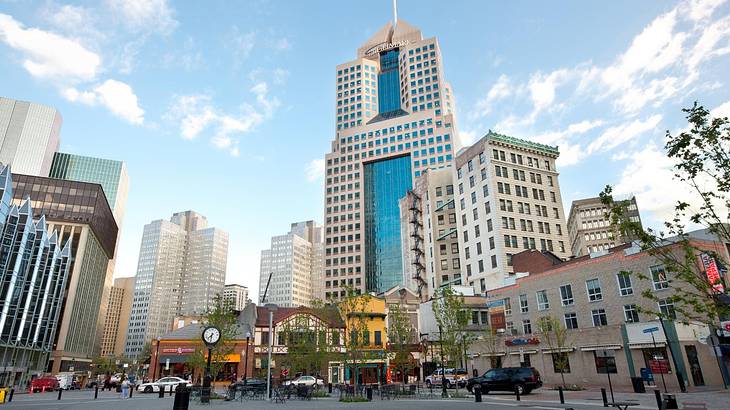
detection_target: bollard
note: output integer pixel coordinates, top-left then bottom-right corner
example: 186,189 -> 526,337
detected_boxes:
328,383 -> 332,394
169,384 -> 174,397
558,386 -> 565,404
515,386 -> 520,401
94,385 -> 99,399
158,385 -> 165,398
474,385 -> 482,403
9,388 -> 14,402
654,389 -> 662,410
366,387 -> 373,401
42,386 -> 46,393
58,388 -> 62,400
601,388 -> 608,407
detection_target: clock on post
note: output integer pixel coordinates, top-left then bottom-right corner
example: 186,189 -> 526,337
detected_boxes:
200,325 -> 221,404
202,326 -> 221,347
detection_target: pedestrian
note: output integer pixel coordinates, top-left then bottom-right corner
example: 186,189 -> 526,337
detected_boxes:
121,377 -> 129,399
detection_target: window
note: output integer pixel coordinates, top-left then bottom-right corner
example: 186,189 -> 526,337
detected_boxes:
551,353 -> 571,373
592,309 -> 608,326
586,279 -> 603,302
624,304 -> 640,323
564,313 -> 578,329
658,298 -> 677,319
490,255 -> 497,268
519,294 -> 529,313
617,272 -> 633,296
560,284 -> 574,306
536,290 -> 550,311
374,331 -> 382,346
522,320 -> 532,334
504,298 -> 512,315
651,265 -> 669,290
594,352 -> 617,374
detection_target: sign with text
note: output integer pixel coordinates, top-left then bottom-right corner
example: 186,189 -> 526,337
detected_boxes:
649,359 -> 670,374
161,347 -> 196,354
643,326 -> 660,334
505,337 -> 540,346
701,253 -> 725,292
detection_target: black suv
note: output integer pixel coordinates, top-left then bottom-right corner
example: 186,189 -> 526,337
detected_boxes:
466,367 -> 542,395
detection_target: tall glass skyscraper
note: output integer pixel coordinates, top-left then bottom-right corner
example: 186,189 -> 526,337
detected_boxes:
322,18 -> 460,299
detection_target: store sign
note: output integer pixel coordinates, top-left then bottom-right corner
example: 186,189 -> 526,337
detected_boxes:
701,253 -> 724,292
648,359 -> 670,374
490,312 -> 506,330
364,40 -> 409,56
505,337 -> 539,346
161,347 -> 195,354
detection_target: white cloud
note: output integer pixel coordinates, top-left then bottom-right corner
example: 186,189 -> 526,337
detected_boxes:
711,100 -> 730,118
587,115 -> 662,154
230,27 -> 256,65
0,13 -> 101,82
272,68 -> 290,85
305,159 -> 325,182
686,0 -> 727,22
165,83 -> 279,156
64,79 -> 145,125
556,144 -> 584,167
275,37 -> 291,51
567,119 -> 604,134
528,69 -> 573,114
471,74 -> 512,117
106,0 -> 178,35
459,129 -> 479,146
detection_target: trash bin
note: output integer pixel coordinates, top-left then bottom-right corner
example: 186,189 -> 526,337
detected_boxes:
173,384 -> 190,410
630,377 -> 646,393
474,385 -> 482,402
0,388 -> 6,403
663,394 -> 678,409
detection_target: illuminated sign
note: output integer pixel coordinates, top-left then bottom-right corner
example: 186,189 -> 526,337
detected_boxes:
364,40 -> 409,56
701,253 -> 724,293
161,347 -> 195,354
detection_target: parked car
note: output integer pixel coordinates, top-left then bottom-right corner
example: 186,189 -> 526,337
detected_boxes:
55,373 -> 78,390
137,377 -> 192,393
31,376 -> 59,392
229,378 -> 267,392
282,375 -> 324,387
425,368 -> 468,388
466,367 -> 542,395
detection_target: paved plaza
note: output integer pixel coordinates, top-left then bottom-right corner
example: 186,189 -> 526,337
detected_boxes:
3,387 -> 730,410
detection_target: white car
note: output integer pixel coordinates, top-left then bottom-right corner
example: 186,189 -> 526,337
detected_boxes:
283,376 -> 324,387
137,377 -> 192,393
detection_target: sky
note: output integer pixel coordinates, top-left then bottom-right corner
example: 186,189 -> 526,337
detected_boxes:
0,0 -> 729,297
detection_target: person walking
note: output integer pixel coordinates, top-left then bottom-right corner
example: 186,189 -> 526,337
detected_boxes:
120,377 -> 129,399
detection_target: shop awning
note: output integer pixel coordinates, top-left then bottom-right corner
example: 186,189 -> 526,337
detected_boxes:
508,350 -> 538,355
473,352 -> 507,357
541,347 -> 575,354
580,344 -> 623,351
629,342 -> 666,349
159,355 -> 189,364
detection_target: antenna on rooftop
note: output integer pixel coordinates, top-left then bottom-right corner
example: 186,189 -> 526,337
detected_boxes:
393,0 -> 398,25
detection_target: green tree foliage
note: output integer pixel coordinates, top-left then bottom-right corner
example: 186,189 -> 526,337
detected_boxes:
600,103 -> 730,325
536,316 -> 571,387
431,287 -> 471,368
185,294 -> 240,380
338,286 -> 374,394
386,302 -> 416,384
480,326 -> 502,369
280,299 -> 341,379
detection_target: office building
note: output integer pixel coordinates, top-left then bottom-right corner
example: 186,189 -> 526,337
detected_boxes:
322,18 -> 460,299
223,284 -> 249,311
0,97 -> 61,176
567,195 -> 643,257
0,165 -> 72,388
124,211 -> 228,358
100,277 -> 134,357
10,171 -> 117,373
259,221 -> 322,307
453,131 -> 570,293
400,167 -> 460,300
472,235 -> 730,389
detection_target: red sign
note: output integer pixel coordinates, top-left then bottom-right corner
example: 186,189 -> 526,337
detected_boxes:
281,369 -> 289,377
649,359 -> 670,374
161,347 -> 196,354
701,253 -> 725,293
490,312 -> 506,330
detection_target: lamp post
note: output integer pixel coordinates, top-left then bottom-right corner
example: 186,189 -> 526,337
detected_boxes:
243,331 -> 251,385
265,304 -> 278,401
438,325 -> 447,398
153,337 -> 161,381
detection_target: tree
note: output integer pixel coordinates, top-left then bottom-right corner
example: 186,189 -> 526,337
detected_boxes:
600,103 -> 730,325
280,299 -> 341,380
185,294 -> 240,382
536,316 -> 571,387
432,287 -> 471,369
386,302 -> 416,384
480,326 -> 502,370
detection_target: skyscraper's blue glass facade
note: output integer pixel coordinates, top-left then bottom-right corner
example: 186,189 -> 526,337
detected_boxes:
377,50 -> 401,115
363,155 -> 412,293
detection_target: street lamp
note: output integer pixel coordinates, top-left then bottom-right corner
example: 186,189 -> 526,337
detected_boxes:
153,337 -> 161,381
265,304 -> 278,401
438,325 -> 447,398
243,331 -> 252,385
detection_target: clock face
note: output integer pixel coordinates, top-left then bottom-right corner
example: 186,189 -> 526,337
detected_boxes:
203,327 -> 221,345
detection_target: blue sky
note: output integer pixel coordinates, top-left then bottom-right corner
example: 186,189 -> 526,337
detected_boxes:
1,0 -> 729,294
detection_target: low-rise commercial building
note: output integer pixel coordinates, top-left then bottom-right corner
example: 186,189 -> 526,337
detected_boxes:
471,237 -> 730,389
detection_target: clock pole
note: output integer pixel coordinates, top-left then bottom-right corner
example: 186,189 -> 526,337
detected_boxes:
201,326 -> 221,404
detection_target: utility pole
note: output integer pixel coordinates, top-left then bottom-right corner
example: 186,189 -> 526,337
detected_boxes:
438,325 -> 447,398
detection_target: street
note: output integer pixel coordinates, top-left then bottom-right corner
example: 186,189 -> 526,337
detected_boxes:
3,388 -> 730,410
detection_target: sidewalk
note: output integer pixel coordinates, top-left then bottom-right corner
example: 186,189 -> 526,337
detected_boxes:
476,387 -> 730,410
